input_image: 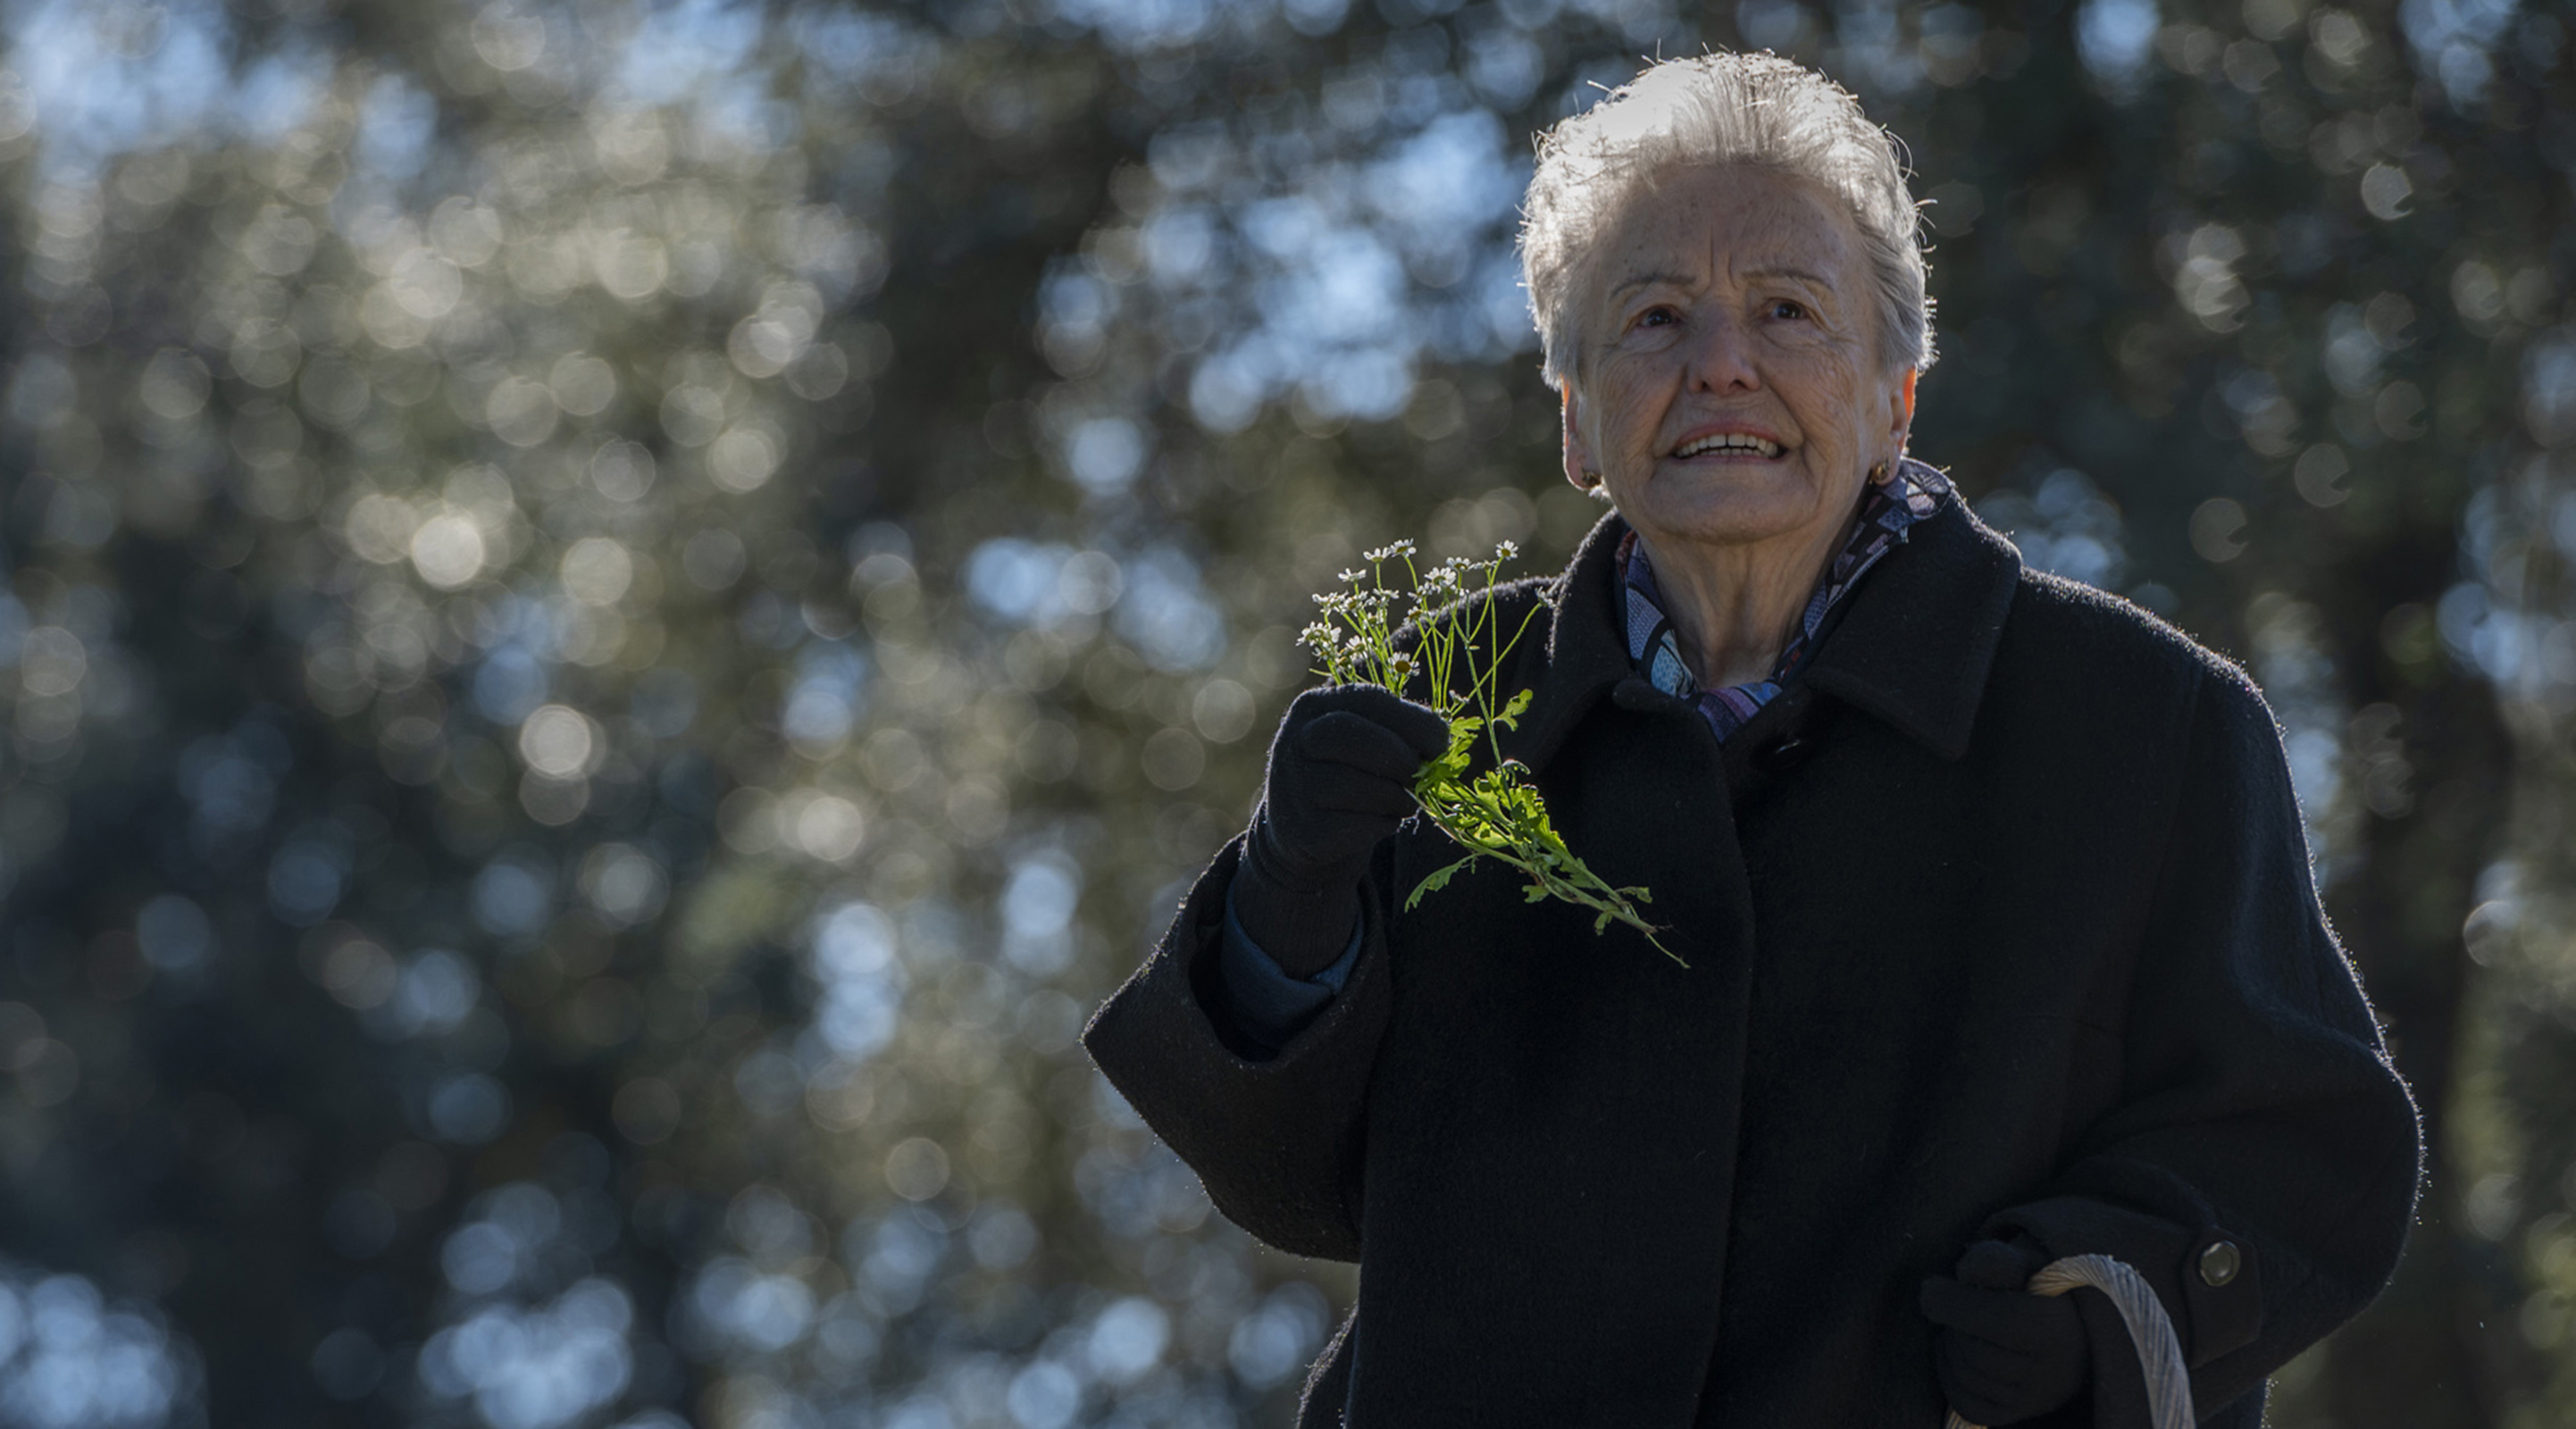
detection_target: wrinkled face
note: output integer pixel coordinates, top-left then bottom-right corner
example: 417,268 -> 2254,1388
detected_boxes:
1560,163 -> 1915,557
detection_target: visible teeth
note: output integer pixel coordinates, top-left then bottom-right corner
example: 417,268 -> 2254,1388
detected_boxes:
1677,433 -> 1783,458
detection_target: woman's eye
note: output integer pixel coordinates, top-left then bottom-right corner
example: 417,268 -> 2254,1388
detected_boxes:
1769,299 -> 1807,321
1636,307 -> 1677,329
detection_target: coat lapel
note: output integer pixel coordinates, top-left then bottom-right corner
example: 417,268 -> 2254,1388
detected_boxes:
1799,499 -> 2022,761
1507,509 -> 1646,773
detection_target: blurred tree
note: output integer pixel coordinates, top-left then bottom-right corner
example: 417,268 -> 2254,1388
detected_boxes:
0,0 -> 2568,1426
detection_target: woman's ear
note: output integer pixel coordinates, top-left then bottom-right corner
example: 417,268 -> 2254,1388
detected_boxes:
1560,383 -> 1597,491
1886,367 -> 1919,455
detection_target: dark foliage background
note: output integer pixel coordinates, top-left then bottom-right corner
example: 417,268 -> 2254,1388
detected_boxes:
0,0 -> 2568,1424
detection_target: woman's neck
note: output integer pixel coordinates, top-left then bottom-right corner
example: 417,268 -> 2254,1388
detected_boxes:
1635,514 -> 1857,689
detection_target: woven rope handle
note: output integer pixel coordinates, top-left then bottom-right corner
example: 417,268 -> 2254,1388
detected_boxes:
1944,1253 -> 2194,1429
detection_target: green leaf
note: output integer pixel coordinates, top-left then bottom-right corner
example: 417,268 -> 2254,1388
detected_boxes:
1407,856 -> 1479,910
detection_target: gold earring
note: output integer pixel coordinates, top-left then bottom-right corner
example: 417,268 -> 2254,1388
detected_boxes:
1580,469 -> 1604,489
1868,461 -> 1891,486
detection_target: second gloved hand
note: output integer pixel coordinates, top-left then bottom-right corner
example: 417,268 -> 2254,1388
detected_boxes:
1920,1234 -> 2091,1425
1232,684 -> 1451,976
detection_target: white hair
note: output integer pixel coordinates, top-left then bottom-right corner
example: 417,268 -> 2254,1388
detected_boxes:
1519,53 -> 1936,387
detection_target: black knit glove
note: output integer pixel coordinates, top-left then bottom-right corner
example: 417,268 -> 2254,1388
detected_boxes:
1920,1234 -> 2091,1425
1231,684 -> 1450,977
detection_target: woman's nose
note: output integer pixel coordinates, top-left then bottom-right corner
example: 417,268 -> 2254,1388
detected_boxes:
1684,316 -> 1761,393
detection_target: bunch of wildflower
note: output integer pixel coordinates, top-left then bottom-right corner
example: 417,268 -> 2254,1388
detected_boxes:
1300,539 -> 1677,965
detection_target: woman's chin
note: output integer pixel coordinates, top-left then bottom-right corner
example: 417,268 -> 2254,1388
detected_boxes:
1618,474 -> 1827,551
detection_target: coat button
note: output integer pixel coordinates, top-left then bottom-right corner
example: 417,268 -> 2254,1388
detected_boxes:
2197,1240 -> 2242,1287
1755,732 -> 1811,771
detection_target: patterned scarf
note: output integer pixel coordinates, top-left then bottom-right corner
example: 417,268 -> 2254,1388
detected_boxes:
1618,456 -> 1953,744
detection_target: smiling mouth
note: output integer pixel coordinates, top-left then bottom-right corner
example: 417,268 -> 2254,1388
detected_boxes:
1673,432 -> 1786,459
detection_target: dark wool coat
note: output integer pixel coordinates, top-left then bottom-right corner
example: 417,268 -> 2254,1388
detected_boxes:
1084,500 -> 2420,1428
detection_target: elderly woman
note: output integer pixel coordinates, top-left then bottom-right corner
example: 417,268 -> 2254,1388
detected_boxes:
1085,54 -> 2416,1428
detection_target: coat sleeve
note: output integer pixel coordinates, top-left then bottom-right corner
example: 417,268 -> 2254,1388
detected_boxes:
1082,834 -> 1393,1262
1213,882 -> 1366,1056
1982,660 -> 2422,1426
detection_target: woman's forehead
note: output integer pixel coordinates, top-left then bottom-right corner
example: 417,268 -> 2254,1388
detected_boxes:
1590,164 -> 1858,289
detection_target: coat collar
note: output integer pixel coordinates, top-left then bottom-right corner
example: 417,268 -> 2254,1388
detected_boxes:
1510,491 -> 2024,770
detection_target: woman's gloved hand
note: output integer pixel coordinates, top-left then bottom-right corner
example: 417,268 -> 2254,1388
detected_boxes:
1919,1233 -> 2091,1425
1232,684 -> 1451,976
